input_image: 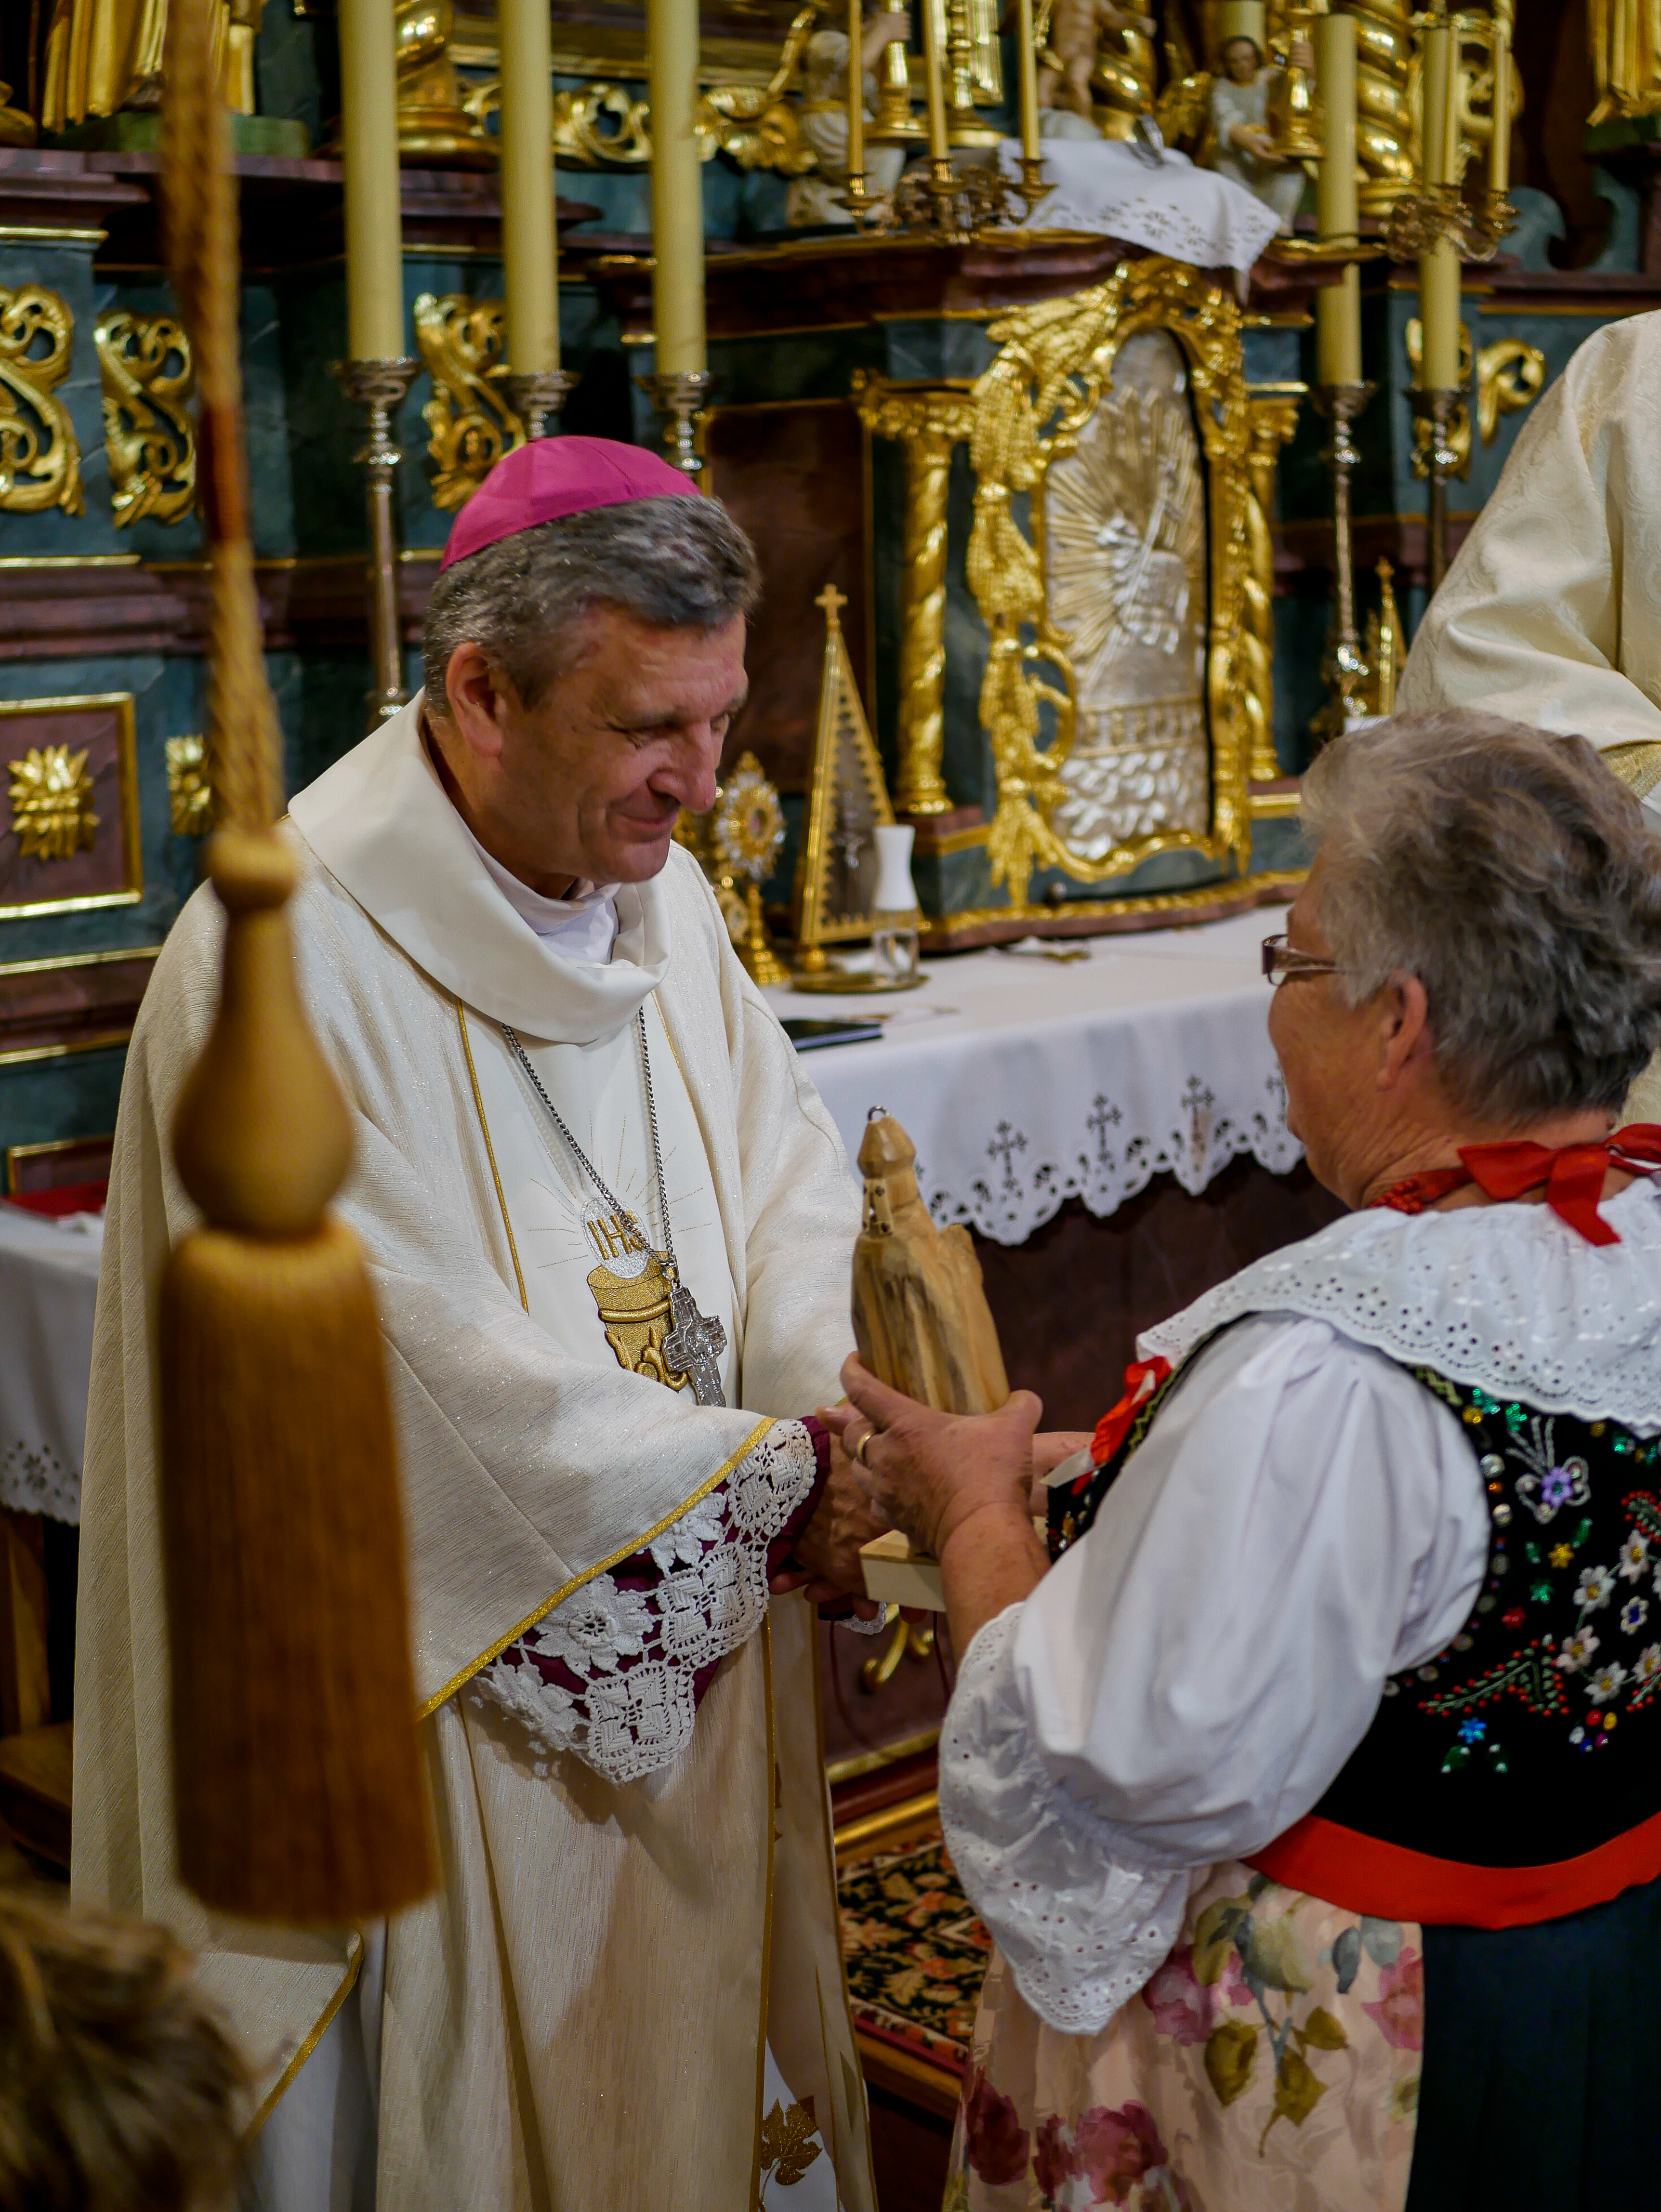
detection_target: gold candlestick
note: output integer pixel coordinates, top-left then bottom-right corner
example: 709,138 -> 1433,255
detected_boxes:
498,0 -> 560,381
1311,381 -> 1374,745
641,368 -> 714,476
1015,0 -> 1044,201
868,9 -> 925,145
330,359 -> 421,724
919,0 -> 950,169
845,0 -> 871,215
501,369 -> 577,441
646,0 -> 706,376
338,0 -> 405,360
940,0 -> 1002,147
1411,386 -> 1461,593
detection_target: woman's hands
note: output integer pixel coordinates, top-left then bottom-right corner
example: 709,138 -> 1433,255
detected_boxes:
823,1356 -> 1043,1557
824,1355 -> 1053,1652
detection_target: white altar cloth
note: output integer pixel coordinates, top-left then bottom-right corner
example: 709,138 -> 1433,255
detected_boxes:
999,138 -> 1283,277
0,1202 -> 103,1525
766,908 -> 1301,1246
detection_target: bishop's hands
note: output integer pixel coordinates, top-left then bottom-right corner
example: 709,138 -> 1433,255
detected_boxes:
768,1421 -> 891,1619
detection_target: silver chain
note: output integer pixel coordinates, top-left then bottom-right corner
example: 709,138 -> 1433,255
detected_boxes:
501,1010 -> 681,1286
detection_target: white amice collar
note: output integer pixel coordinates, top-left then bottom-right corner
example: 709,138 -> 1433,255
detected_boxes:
1139,1176 -> 1661,1433
287,691 -> 669,1042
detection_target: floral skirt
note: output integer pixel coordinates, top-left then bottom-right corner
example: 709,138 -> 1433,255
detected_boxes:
945,1863 -> 1423,2212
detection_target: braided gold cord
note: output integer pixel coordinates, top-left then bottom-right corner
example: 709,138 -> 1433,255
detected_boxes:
162,0 -> 282,835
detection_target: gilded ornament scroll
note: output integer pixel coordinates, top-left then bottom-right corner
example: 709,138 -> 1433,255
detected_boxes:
96,308 -> 196,526
166,734 -> 214,836
1405,318 -> 1542,478
0,287 -> 84,517
413,292 -> 524,511
7,745 -> 98,861
1243,390 -> 1302,789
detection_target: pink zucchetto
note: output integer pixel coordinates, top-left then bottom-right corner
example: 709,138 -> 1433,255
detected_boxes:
439,436 -> 698,570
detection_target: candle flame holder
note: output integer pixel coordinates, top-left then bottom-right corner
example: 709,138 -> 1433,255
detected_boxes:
498,369 -> 577,442
640,369 -> 715,476
849,156 -> 1040,243
330,356 -> 421,725
1310,381 -> 1375,748
1411,386 -> 1463,595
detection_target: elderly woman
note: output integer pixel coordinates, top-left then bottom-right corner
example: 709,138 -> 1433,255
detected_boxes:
831,715 -> 1661,2211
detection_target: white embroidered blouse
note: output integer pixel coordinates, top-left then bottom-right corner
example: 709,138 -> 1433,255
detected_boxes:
939,1177 -> 1661,2035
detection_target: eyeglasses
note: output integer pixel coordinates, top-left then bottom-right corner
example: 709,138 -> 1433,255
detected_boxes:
1261,934 -> 1344,988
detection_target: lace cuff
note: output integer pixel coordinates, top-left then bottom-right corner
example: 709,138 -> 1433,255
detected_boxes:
474,1421 -> 816,1786
938,1605 -> 1195,2036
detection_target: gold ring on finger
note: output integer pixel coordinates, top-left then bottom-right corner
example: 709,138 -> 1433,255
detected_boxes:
855,1429 -> 874,1468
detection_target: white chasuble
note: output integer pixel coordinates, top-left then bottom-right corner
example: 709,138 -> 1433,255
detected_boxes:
71,697 -> 876,2212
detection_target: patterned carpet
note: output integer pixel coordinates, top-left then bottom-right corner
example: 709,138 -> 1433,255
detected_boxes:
837,1825 -> 989,2075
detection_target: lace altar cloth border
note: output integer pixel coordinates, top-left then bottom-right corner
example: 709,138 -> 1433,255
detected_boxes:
0,1203 -> 104,1526
998,138 -> 1283,278
770,909 -> 1301,1248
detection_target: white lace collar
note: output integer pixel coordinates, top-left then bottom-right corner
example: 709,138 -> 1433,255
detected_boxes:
1139,1177 -> 1661,1432
288,692 -> 669,1043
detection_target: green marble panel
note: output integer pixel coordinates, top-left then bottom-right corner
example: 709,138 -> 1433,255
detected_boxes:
0,1046 -> 130,1161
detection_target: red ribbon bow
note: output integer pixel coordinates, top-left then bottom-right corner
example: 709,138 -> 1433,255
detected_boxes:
1090,1356 -> 1172,1469
1372,1123 -> 1661,1246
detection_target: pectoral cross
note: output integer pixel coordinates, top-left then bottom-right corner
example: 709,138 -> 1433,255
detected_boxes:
663,1284 -> 728,1407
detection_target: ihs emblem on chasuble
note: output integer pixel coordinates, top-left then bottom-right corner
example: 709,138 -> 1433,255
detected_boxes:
580,1198 -> 693,1394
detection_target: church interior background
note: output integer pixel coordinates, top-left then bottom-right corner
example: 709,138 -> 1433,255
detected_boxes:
0,0 -> 1650,2196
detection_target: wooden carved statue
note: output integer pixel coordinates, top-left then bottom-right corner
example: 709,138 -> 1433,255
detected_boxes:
852,1111 -> 1009,1607
852,1111 -> 1009,1413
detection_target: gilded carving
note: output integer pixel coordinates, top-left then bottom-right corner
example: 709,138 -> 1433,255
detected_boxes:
0,287 -> 83,517
96,308 -> 196,527
852,376 -> 976,816
964,261 -> 1258,906
1335,0 -> 1415,211
463,7 -> 819,171
1243,391 -> 1302,788
7,745 -> 98,861
1590,0 -> 1661,122
1405,318 -> 1543,479
166,733 -> 213,837
412,293 -> 524,512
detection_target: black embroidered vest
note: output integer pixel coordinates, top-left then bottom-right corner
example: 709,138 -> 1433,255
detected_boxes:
1050,1342 -> 1661,1869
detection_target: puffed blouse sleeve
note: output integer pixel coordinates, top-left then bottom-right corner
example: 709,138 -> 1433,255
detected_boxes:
936,1314 -> 1490,2034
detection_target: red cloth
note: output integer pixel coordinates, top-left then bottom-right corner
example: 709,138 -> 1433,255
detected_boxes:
1090,1357 -> 1171,1467
439,436 -> 698,569
1371,1123 -> 1661,1246
3,1181 -> 107,1218
1249,1807 -> 1661,1928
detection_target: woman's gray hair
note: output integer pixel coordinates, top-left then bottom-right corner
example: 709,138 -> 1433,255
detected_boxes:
1301,712 -> 1661,1120
422,493 -> 761,712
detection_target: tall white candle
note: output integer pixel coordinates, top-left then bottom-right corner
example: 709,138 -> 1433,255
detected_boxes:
338,0 -> 405,359
647,0 -> 707,374
498,0 -> 559,373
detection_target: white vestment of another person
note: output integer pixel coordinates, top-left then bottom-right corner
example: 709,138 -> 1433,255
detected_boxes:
71,694 -> 877,2211
1397,307 -> 1661,821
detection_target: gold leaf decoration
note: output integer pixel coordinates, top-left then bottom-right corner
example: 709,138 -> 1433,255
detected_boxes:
0,286 -> 83,516
412,292 -> 524,512
757,2098 -> 823,2199
166,733 -> 214,837
8,743 -> 98,861
96,308 -> 197,526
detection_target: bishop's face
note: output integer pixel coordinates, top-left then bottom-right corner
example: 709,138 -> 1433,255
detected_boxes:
436,606 -> 749,895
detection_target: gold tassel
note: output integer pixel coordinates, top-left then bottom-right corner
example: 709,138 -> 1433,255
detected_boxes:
156,0 -> 434,1920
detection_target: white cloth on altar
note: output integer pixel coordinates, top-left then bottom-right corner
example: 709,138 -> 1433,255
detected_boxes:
999,136 -> 1282,274
767,909 -> 1300,1246
0,1200 -> 102,1524
73,694 -> 876,2210
1398,309 -> 1661,822
939,1175 -> 1661,2034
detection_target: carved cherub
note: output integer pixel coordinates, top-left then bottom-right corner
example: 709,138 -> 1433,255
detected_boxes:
1206,30 -> 1314,232
1037,0 -> 1157,123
